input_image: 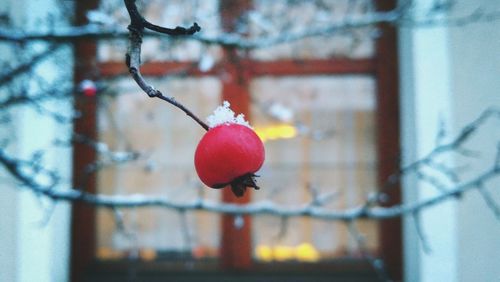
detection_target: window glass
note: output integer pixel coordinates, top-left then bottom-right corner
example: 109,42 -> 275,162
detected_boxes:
93,0 -> 381,265
250,75 -> 378,261
97,0 -> 223,62
249,0 -> 376,60
96,77 -> 222,261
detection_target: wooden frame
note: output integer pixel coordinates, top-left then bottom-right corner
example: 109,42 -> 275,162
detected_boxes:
375,1 -> 402,280
70,1 -> 99,282
70,0 -> 402,281
99,58 -> 376,77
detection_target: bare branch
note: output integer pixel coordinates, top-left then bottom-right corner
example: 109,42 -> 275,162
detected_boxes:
412,212 -> 432,254
414,169 -> 449,194
377,108 -> 500,197
273,216 -> 289,241
495,142 -> 500,171
477,183 -> 500,221
111,208 -> 138,247
178,210 -> 194,250
0,25 -> 124,42
407,7 -> 500,27
0,5 -> 496,48
1,143 -> 498,222
123,0 -> 208,131
0,2 -> 498,249
347,221 -> 390,282
0,44 -> 61,87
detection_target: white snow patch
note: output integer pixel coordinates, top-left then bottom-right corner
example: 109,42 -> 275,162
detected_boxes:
268,103 -> 294,122
206,101 -> 252,128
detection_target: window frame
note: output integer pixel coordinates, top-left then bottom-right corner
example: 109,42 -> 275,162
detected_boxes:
70,0 -> 401,281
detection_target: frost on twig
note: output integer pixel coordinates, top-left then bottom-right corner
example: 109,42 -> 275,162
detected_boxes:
0,109 -> 499,222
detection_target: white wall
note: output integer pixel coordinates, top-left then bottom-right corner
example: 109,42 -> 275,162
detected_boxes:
449,1 -> 500,281
0,0 -> 73,282
400,0 -> 500,281
399,4 -> 458,280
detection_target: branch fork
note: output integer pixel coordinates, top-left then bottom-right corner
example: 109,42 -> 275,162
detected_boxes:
123,0 -> 207,130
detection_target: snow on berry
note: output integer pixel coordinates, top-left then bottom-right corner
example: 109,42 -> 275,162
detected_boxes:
206,101 -> 251,128
79,79 -> 97,97
194,101 -> 265,197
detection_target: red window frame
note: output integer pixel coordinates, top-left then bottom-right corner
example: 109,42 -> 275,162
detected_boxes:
70,0 -> 401,281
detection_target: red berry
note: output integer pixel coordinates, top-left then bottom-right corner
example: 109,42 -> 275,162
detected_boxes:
80,80 -> 97,97
194,123 -> 265,197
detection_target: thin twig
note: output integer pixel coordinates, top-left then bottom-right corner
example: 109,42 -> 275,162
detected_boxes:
123,0 -> 208,130
347,221 -> 390,282
0,5 -> 497,46
0,44 -> 61,87
179,210 -> 194,250
374,108 -> 500,203
477,183 -> 500,220
273,216 -> 289,242
1,145 -> 498,221
412,212 -> 432,253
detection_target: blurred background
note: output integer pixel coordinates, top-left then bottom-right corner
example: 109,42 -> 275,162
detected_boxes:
0,0 -> 499,281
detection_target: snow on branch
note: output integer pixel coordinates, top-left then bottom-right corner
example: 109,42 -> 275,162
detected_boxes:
0,1 -> 498,222
0,3 -> 498,48
1,109 -> 499,222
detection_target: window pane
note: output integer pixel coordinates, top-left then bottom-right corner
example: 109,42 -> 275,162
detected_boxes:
97,0 -> 223,62
250,76 -> 378,261
249,0 -> 376,60
93,0 -> 381,266
96,77 -> 222,261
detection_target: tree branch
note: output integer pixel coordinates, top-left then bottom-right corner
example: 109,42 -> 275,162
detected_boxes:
0,44 -> 61,87
0,5 -> 497,48
1,144 -> 498,221
0,0 -> 498,230
477,183 -> 500,220
370,107 -> 500,207
123,0 -> 208,131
